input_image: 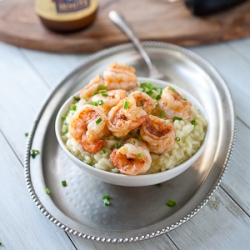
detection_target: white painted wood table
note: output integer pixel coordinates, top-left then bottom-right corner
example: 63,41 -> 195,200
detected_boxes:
0,37 -> 250,250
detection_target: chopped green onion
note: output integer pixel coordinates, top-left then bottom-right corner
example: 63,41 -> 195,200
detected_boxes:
96,117 -> 102,125
173,116 -> 182,121
91,101 -> 98,106
191,119 -> 198,126
114,142 -> 119,148
61,116 -> 66,120
114,137 -> 121,141
138,136 -> 143,142
146,89 -> 153,96
176,137 -> 180,141
102,194 -> 110,206
102,136 -> 107,140
46,188 -> 51,195
99,89 -> 106,93
62,126 -> 68,135
102,93 -> 108,97
98,84 -> 107,90
159,88 -> 163,95
70,104 -> 77,111
123,100 -> 129,110
156,183 -> 162,187
83,97 -> 88,102
92,92 -> 98,96
156,102 -> 159,107
155,94 -> 161,100
103,199 -> 110,206
183,98 -> 187,101
98,100 -> 104,105
73,96 -> 80,101
138,153 -> 142,158
140,82 -> 152,88
61,180 -> 67,187
24,132 -> 29,137
140,100 -> 144,106
30,149 -> 40,159
0,242 -> 2,246
169,86 -> 175,92
132,140 -> 136,145
86,161 -> 93,166
121,143 -> 125,147
160,110 -> 165,118
102,194 -> 110,199
102,148 -> 106,154
166,199 -> 176,207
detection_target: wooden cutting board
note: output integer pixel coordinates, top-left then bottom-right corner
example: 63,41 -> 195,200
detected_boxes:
1,0 -> 250,53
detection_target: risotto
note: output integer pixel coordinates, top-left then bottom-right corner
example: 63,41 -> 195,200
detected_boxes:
60,63 -> 207,176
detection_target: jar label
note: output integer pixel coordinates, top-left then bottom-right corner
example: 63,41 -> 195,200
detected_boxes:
36,0 -> 98,21
54,0 -> 90,13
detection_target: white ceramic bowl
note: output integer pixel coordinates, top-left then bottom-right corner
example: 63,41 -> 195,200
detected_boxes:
55,78 -> 209,187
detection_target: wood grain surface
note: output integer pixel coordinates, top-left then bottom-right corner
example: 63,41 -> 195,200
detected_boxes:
1,0 -> 250,53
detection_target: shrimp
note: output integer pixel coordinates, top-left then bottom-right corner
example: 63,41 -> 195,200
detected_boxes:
90,89 -> 127,114
108,96 -> 147,137
104,62 -> 138,91
129,91 -> 156,114
140,115 -> 176,154
79,75 -> 106,99
110,138 -> 152,176
158,86 -> 191,120
69,105 -> 110,154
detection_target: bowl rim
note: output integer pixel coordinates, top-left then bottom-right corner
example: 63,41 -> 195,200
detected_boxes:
55,77 -> 209,181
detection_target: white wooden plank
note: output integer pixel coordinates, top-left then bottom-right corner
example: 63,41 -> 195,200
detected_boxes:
0,42 -> 49,160
221,118 -> 250,214
0,131 -> 76,250
189,43 -> 250,126
21,48 -> 87,87
228,37 -> 250,62
168,187 -> 250,250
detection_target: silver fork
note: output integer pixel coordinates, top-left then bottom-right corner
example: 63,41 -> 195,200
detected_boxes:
109,10 -> 168,81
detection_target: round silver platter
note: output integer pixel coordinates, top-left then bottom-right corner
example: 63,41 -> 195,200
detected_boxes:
24,42 -> 235,243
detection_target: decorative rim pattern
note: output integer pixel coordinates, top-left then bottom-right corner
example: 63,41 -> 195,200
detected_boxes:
24,41 -> 236,243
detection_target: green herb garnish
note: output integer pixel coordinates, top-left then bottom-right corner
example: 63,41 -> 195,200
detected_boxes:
70,104 -> 77,111
155,94 -> 161,100
24,132 -> 29,137
61,116 -> 66,120
46,188 -> 51,195
99,89 -> 106,93
102,148 -> 106,154
83,97 -> 88,102
98,84 -> 107,91
138,136 -> 143,142
102,136 -> 107,140
91,101 -> 98,106
160,110 -> 165,118
140,100 -> 144,106
73,96 -> 80,101
62,126 -> 68,135
96,117 -> 102,125
173,116 -> 182,121
123,100 -> 129,110
102,194 -> 110,206
61,180 -> 67,187
191,119 -> 198,126
114,142 -> 119,148
114,137 -> 121,141
30,149 -> 40,159
138,153 -> 142,158
169,86 -> 175,92
166,199 -> 176,207
102,93 -> 108,97
98,100 -> 104,105
132,140 -> 136,145
176,137 -> 180,141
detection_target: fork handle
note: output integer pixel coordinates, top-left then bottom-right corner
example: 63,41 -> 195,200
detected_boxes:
109,11 -> 154,71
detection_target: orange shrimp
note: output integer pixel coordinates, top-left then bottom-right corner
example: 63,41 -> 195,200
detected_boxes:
140,115 -> 176,154
69,105 -> 109,154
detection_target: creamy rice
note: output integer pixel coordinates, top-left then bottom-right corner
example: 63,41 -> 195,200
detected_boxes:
61,86 -> 207,175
